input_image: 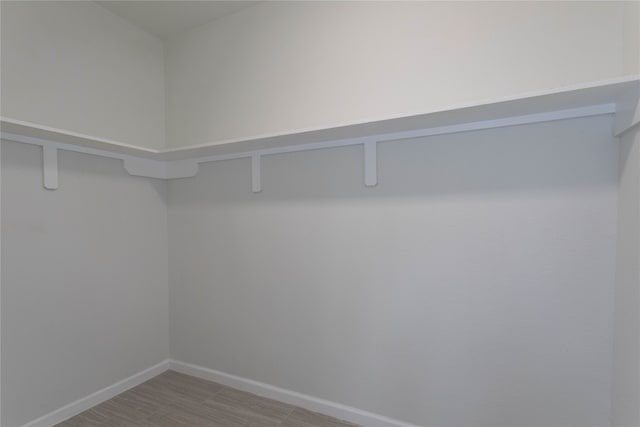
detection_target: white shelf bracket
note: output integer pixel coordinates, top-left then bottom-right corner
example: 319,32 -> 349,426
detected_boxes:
251,153 -> 262,193
364,141 -> 377,187
42,145 -> 58,190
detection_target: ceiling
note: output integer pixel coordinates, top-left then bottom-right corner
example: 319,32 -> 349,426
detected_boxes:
97,1 -> 259,40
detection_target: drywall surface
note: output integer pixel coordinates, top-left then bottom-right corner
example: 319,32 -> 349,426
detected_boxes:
165,1 -> 628,148
167,115 -> 618,427
1,141 -> 169,427
0,1 -> 166,150
624,1 -> 640,75
612,124 -> 640,427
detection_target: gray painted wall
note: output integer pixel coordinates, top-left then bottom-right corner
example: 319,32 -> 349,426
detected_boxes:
167,116 -> 618,427
1,141 -> 169,427
612,124 -> 640,427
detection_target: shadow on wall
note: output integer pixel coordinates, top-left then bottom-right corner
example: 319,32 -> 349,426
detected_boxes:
0,115 -> 619,426
1,138 -> 170,427
166,115 -> 618,426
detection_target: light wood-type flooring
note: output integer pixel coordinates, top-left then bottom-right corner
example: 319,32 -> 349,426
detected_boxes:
55,370 -> 360,427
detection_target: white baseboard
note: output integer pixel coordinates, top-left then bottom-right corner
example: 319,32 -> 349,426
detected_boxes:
169,359 -> 421,427
21,359 -> 170,427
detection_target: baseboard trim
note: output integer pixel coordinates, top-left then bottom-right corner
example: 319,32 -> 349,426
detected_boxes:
21,359 -> 170,427
169,359 -> 421,427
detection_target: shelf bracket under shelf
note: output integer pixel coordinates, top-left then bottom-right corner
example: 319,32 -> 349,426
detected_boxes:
364,141 -> 377,187
251,153 -> 262,193
42,145 -> 58,190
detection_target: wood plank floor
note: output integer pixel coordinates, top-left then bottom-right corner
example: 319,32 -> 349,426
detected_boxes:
55,370 -> 360,427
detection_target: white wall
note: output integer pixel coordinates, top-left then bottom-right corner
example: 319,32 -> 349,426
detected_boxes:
623,1 -> 640,75
1,1 -> 634,153
167,115 -> 618,427
612,123 -> 640,427
0,140 -> 169,427
1,1 -> 634,152
165,1 -> 631,149
0,1 -> 166,150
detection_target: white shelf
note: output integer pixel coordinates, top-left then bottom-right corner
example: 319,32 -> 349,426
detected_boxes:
158,75 -> 639,161
2,75 -> 639,189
